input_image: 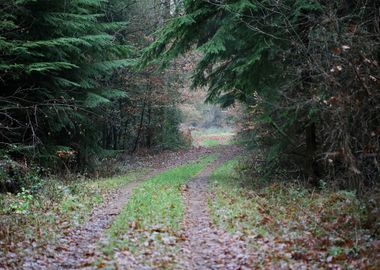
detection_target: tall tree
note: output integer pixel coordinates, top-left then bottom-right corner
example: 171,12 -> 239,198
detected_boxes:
99,0 -> 188,153
0,0 -> 132,167
141,0 -> 380,189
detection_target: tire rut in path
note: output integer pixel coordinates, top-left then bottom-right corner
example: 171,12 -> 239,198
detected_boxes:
22,169 -> 165,270
21,147 -> 215,269
180,146 -> 251,270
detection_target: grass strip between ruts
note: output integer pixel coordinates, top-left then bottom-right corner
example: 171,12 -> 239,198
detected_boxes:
96,154 -> 217,269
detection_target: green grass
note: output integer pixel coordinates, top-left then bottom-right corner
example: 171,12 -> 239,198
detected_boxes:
85,171 -> 148,191
56,170 -> 148,224
200,138 -> 238,147
208,158 -> 265,234
208,158 -> 376,269
201,139 -> 221,147
191,127 -> 235,137
192,128 -> 236,147
97,155 -> 217,269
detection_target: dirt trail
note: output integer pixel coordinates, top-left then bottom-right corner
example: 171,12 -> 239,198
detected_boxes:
180,145 -> 251,270
21,147 -> 215,270
17,145 -> 250,270
22,170 -> 157,270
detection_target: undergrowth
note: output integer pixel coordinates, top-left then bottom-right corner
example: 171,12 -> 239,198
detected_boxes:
209,158 -> 379,269
96,155 -> 217,269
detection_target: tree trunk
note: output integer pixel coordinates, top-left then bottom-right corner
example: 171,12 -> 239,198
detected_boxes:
305,122 -> 318,186
132,100 -> 146,153
113,125 -> 118,150
146,104 -> 152,148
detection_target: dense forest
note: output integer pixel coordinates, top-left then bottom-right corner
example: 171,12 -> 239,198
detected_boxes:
142,0 -> 380,190
0,0 -> 190,183
1,0 -> 379,269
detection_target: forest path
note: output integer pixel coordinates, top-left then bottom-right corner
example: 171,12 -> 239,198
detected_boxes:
22,148 -> 215,270
23,176 -> 148,269
179,146 -> 251,270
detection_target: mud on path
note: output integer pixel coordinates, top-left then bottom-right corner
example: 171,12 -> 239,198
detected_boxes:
180,145 -> 251,270
21,147 -> 216,270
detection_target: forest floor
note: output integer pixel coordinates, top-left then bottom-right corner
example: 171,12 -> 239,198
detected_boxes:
1,131 -> 379,269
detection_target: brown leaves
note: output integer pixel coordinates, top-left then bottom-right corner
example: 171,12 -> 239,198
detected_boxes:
96,262 -> 106,268
331,47 -> 342,55
56,150 -> 77,159
129,220 -> 140,230
291,251 -> 310,261
331,45 -> 351,55
210,177 -> 380,269
108,226 -> 183,269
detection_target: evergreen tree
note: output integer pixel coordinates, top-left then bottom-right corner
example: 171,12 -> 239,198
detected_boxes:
0,0 -> 132,167
142,0 -> 380,188
100,0 -> 188,153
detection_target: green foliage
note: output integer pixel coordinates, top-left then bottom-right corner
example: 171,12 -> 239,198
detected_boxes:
0,155 -> 45,193
7,188 -> 34,214
142,0 -> 380,188
0,0 -> 133,169
97,0 -> 192,155
0,0 -> 191,180
157,107 -> 187,149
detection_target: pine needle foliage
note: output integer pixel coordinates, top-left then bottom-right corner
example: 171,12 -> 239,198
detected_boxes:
0,0 -> 132,166
142,0 -> 380,189
142,0 -> 321,104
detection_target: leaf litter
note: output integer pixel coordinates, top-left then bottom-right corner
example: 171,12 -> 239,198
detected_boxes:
2,145 -> 379,269
1,147 -> 216,269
